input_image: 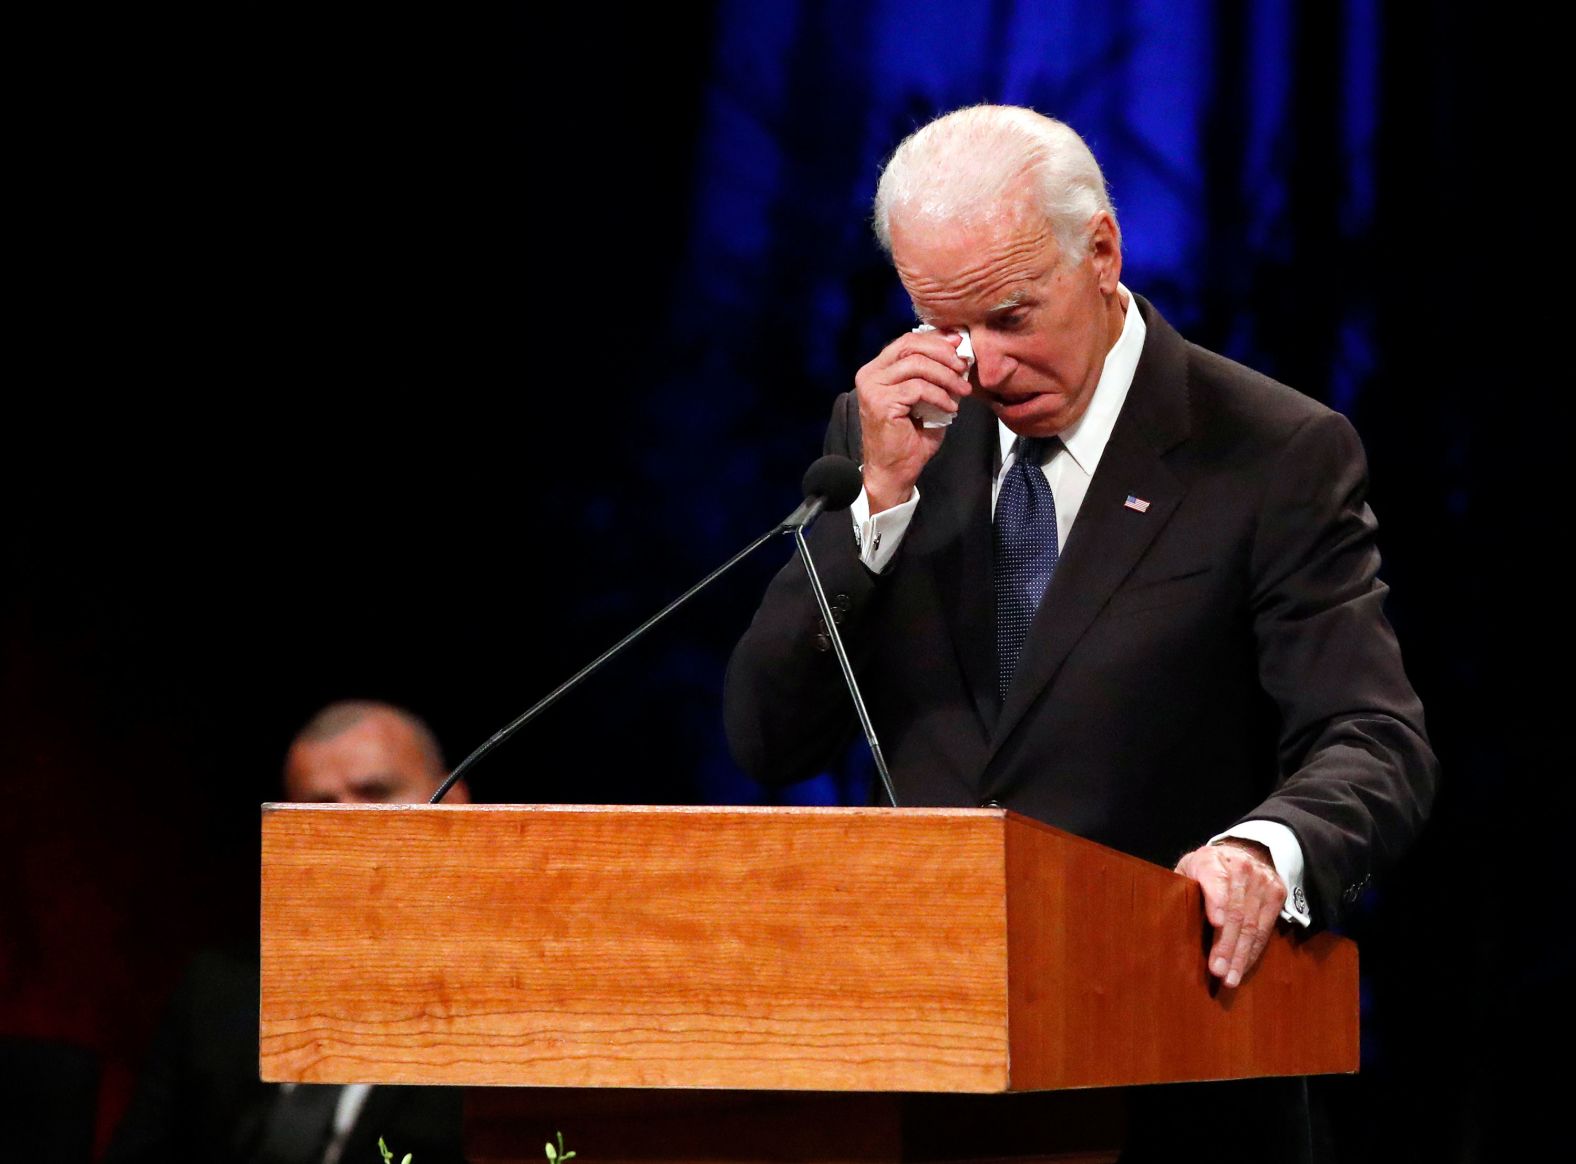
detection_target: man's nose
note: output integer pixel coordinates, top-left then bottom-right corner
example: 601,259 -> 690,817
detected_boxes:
971,334 -> 1015,388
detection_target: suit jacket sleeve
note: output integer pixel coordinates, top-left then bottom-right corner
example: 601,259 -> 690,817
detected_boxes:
725,393 -> 880,786
1240,408 -> 1436,923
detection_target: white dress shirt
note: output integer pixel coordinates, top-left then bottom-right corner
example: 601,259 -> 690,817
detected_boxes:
848,286 -> 1310,925
274,1081 -> 373,1164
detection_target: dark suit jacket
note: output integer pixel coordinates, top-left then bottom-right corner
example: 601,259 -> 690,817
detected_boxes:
105,948 -> 465,1164
726,296 -> 1435,928
724,297 -> 1437,1163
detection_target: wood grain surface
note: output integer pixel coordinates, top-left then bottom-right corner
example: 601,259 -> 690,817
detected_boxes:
1003,813 -> 1358,1088
261,805 -> 1011,1091
260,805 -> 1356,1094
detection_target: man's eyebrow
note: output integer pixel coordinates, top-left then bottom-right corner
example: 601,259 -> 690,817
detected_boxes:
988,288 -> 1035,313
911,277 -> 1043,323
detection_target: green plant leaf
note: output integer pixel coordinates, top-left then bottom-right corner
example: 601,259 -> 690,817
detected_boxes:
546,1144 -> 558,1162
378,1138 -> 393,1164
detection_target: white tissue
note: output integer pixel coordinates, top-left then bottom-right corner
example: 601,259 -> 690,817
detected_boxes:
909,325 -> 974,428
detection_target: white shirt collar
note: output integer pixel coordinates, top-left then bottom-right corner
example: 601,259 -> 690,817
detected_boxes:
997,283 -> 1147,474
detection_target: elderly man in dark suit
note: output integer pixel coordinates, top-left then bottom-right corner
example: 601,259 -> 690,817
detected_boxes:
725,105 -> 1436,1162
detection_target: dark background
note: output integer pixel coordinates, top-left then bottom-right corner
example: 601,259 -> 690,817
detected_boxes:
1,3 -> 1561,1158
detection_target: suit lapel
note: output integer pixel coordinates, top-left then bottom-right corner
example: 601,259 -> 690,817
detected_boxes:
986,297 -> 1193,762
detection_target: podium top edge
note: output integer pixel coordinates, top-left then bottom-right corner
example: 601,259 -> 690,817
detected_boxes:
260,802 -> 1015,818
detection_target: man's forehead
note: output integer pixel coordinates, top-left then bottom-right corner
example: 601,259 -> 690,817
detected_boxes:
287,716 -> 423,777
891,211 -> 1057,315
899,258 -> 1052,328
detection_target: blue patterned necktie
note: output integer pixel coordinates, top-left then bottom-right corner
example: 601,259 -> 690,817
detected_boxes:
994,436 -> 1059,702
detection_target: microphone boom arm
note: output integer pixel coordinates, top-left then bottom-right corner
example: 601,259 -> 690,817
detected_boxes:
429,454 -> 869,805
429,523 -> 781,804
792,524 -> 900,808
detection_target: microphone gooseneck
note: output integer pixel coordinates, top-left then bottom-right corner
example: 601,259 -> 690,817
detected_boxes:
790,522 -> 900,809
430,455 -> 868,803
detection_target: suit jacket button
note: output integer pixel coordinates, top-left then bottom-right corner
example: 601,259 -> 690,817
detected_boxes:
980,799 -> 1004,809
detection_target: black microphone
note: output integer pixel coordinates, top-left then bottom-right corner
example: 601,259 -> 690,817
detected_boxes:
779,455 -> 864,531
429,455 -> 865,803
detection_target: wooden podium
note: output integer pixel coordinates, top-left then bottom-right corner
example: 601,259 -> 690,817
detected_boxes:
260,804 -> 1357,1162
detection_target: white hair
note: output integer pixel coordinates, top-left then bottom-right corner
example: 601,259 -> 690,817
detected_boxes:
872,105 -> 1118,260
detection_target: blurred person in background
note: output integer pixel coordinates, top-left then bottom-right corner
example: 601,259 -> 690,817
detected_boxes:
105,700 -> 469,1164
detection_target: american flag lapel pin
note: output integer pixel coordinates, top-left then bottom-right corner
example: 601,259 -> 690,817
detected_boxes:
1123,494 -> 1151,513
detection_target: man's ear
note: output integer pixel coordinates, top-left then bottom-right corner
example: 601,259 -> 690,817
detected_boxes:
1087,212 -> 1122,295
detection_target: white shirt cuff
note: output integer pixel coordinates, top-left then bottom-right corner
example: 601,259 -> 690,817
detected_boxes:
850,485 -> 919,574
1210,820 -> 1311,927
